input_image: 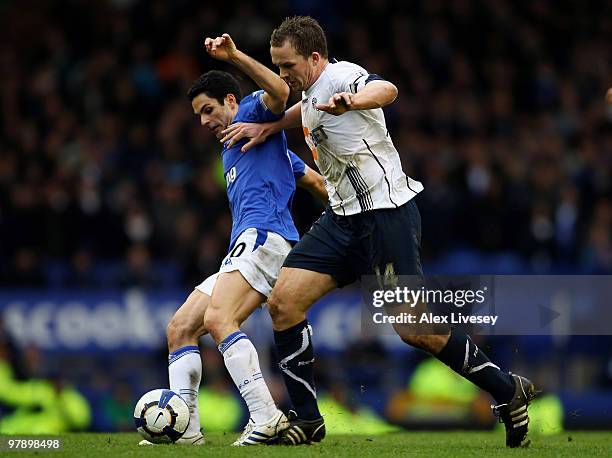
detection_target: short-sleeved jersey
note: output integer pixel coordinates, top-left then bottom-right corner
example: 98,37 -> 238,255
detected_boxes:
223,90 -> 305,250
300,60 -> 423,216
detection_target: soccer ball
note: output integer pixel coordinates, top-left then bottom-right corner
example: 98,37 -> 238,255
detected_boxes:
133,389 -> 190,443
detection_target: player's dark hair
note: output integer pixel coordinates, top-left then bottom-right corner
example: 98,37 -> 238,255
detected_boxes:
187,70 -> 242,105
270,16 -> 328,59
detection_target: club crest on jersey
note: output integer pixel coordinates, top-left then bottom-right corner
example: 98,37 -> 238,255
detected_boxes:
312,97 -> 319,111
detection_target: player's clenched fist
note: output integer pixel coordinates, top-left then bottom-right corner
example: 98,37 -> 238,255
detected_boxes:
204,33 -> 238,62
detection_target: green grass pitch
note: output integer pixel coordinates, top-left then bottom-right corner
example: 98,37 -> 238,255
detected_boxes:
3,432 -> 611,457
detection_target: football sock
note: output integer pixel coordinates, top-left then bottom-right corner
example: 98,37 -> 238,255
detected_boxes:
168,345 -> 202,436
436,328 -> 515,403
273,319 -> 321,420
218,331 -> 277,424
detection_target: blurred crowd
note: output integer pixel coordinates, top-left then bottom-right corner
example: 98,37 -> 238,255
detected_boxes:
1,0 -> 611,288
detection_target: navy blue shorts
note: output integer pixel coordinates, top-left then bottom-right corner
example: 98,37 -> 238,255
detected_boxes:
283,199 -> 423,287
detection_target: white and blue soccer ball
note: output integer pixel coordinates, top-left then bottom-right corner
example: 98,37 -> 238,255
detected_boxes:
134,389 -> 190,443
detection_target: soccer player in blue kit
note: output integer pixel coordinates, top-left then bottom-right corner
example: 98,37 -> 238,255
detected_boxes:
146,34 -> 327,447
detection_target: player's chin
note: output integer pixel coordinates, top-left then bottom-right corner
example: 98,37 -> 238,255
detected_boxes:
287,80 -> 303,92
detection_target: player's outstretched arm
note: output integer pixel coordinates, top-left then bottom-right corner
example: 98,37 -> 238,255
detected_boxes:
204,33 -> 289,114
297,165 -> 328,205
316,81 -> 398,116
220,101 -> 302,152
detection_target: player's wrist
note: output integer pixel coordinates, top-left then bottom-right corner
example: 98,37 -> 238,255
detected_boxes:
344,93 -> 361,111
227,49 -> 245,65
262,122 -> 276,137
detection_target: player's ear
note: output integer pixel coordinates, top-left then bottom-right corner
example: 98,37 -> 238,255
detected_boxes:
226,93 -> 237,107
310,52 -> 321,66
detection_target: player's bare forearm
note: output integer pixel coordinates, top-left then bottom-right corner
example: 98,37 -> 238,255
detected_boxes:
204,33 -> 288,114
280,101 -> 302,130
229,49 -> 289,114
220,101 -> 302,151
316,82 -> 398,115
260,101 -> 302,135
351,81 -> 398,109
298,166 -> 329,205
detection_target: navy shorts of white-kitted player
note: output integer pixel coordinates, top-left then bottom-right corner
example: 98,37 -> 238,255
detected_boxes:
283,199 -> 423,287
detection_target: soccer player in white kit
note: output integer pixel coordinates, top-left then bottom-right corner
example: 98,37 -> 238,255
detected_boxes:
221,16 -> 536,448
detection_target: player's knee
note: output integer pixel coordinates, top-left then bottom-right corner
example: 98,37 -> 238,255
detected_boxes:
202,309 -> 220,334
268,289 -> 304,330
166,315 -> 194,350
203,307 -> 234,340
267,290 -> 289,321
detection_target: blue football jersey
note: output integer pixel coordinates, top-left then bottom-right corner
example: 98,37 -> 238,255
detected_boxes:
222,90 -> 305,250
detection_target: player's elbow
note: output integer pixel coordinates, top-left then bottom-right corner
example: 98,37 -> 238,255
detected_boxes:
364,82 -> 398,109
298,169 -> 326,199
314,178 -> 328,202
264,86 -> 290,115
305,181 -> 327,203
278,80 -> 290,102
271,82 -> 290,110
383,82 -> 398,105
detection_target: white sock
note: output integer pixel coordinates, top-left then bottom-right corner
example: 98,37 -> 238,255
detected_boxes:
218,331 -> 277,424
168,345 -> 202,436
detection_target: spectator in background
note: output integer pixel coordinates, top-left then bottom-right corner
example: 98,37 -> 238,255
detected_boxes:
117,244 -> 161,289
2,249 -> 46,287
0,0 -> 610,284
65,249 -> 99,288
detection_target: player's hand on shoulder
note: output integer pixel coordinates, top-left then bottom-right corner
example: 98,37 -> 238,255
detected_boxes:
316,92 -> 354,115
220,122 -> 269,152
204,33 -> 238,62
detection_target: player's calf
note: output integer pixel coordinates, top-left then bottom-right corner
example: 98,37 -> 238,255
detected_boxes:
164,290 -> 211,444
206,271 -> 284,440
398,333 -> 450,354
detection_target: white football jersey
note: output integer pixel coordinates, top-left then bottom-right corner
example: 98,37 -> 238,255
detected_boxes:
301,60 -> 423,215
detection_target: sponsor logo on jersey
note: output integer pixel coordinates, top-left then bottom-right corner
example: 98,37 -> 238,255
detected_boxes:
310,125 -> 328,145
225,167 -> 237,185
